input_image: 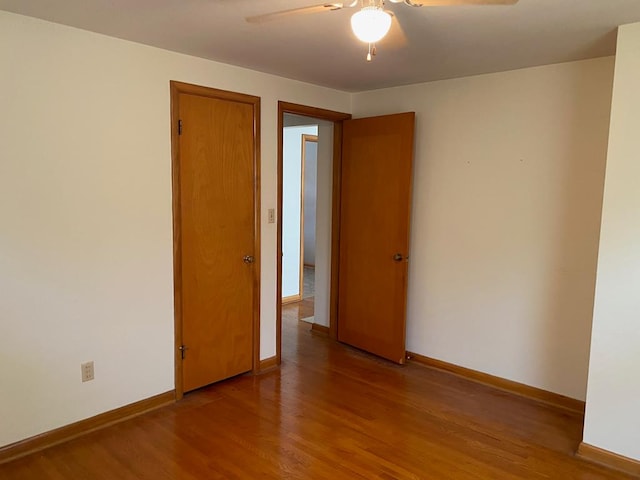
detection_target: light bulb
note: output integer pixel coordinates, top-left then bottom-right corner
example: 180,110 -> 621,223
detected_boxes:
350,7 -> 392,44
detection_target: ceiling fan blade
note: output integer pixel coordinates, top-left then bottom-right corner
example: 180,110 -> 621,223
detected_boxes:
408,0 -> 518,6
246,3 -> 344,24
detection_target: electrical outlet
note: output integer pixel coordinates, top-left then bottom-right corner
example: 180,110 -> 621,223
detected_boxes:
268,208 -> 275,224
81,361 -> 94,382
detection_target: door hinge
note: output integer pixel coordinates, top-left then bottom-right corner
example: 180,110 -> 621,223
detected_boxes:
179,345 -> 188,359
178,119 -> 183,135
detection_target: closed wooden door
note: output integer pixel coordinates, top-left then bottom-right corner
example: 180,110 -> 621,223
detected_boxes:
337,112 -> 415,364
174,83 -> 260,393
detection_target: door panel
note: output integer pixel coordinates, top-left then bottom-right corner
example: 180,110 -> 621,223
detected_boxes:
179,92 -> 256,392
337,112 -> 415,364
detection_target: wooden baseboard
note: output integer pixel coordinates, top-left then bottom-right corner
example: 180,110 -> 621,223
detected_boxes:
311,323 -> 330,336
259,355 -> 278,372
577,442 -> 640,477
282,294 -> 302,305
405,352 -> 585,414
0,390 -> 175,465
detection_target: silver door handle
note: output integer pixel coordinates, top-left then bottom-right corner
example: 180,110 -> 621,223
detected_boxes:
243,255 -> 255,264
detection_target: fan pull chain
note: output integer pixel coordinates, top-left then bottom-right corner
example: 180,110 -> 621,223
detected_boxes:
366,43 -> 378,62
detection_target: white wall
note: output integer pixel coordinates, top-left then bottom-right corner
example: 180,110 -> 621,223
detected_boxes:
313,123 -> 335,328
0,11 -> 350,448
303,140 -> 318,266
282,125 -> 318,298
352,57 -> 614,400
583,22 -> 640,462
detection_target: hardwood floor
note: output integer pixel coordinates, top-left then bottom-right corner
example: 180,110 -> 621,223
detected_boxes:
285,296 -> 315,323
0,302 -> 631,479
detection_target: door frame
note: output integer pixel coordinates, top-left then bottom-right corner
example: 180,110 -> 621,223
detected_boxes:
300,133 -> 318,279
171,81 -> 261,400
276,102 -> 351,364
282,133 -> 318,305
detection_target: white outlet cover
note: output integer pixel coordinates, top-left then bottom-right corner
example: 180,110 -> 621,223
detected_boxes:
81,361 -> 94,382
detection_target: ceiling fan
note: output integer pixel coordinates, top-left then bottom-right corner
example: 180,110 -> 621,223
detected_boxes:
246,0 -> 519,61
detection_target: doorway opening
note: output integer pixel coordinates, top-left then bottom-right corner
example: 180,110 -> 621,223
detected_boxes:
276,103 -> 351,364
277,104 -> 415,366
281,118 -> 327,348
282,125 -> 318,308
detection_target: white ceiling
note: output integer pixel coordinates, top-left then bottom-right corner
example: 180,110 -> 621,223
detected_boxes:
2,0 -> 640,92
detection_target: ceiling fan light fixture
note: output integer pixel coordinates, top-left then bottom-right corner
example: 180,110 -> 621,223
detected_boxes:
350,6 -> 392,43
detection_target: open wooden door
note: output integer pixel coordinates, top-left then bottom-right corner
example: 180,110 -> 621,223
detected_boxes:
337,112 -> 415,364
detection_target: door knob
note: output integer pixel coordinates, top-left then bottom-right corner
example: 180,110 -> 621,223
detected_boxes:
393,253 -> 404,262
243,255 -> 255,264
